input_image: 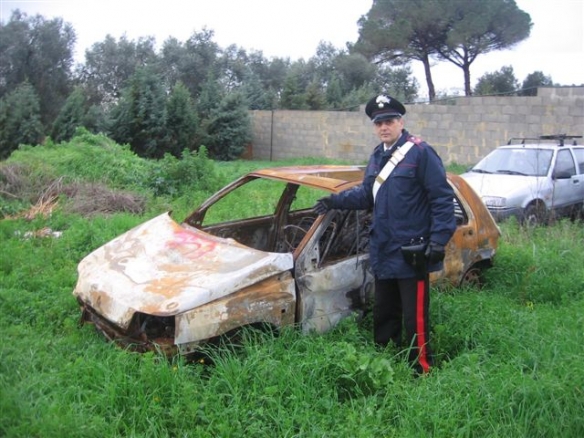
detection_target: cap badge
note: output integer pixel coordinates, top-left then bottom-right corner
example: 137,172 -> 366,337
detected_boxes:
376,95 -> 390,108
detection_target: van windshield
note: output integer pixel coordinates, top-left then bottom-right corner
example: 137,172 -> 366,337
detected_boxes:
471,148 -> 553,177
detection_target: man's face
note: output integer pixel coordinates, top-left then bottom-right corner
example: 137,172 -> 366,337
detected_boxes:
374,117 -> 404,146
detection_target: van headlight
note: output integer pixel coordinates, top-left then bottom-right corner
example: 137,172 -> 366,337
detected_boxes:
482,196 -> 506,208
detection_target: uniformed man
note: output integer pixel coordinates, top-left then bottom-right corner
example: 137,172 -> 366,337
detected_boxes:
314,94 -> 456,375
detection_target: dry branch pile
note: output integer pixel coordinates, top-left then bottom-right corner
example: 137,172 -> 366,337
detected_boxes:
1,163 -> 146,220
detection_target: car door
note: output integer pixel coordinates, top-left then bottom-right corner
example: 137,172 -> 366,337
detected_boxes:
571,147 -> 584,209
294,209 -> 374,334
551,148 -> 581,211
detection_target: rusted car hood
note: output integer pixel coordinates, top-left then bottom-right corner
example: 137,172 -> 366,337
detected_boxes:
73,213 -> 293,329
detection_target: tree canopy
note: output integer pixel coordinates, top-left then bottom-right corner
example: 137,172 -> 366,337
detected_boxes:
519,71 -> 554,96
0,4 -> 563,161
354,0 -> 532,99
437,0 -> 532,96
0,10 -> 76,124
353,0 -> 448,102
473,66 -> 520,96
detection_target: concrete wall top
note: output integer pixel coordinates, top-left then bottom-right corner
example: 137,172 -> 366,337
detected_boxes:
250,87 -> 584,166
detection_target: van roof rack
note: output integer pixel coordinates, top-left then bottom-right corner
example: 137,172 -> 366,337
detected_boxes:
507,134 -> 582,146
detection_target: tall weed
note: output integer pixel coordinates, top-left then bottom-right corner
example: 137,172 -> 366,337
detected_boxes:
485,219 -> 584,304
1,149 -> 584,437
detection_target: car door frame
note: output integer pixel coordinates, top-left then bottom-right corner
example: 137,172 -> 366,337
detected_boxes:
550,148 -> 581,214
293,210 -> 374,334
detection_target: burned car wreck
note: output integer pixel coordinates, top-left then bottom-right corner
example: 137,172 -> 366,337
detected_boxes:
73,165 -> 500,356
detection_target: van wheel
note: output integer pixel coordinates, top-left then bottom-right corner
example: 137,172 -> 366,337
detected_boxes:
569,203 -> 584,222
523,204 -> 547,226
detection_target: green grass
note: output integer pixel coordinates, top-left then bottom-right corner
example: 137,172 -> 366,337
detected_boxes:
1,138 -> 584,437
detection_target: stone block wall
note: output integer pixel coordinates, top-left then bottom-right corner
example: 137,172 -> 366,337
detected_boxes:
249,86 -> 584,166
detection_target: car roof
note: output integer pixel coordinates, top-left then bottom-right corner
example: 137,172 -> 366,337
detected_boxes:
248,164 -> 464,194
505,135 -> 582,148
250,165 -> 367,193
496,143 -> 582,151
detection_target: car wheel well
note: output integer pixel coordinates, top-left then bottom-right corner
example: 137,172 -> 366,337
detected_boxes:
459,260 -> 492,289
523,200 -> 549,226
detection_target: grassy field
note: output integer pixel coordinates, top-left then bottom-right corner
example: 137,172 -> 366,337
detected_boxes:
1,135 -> 583,437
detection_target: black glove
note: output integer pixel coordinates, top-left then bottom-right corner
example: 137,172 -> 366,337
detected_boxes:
425,241 -> 445,264
314,197 -> 334,215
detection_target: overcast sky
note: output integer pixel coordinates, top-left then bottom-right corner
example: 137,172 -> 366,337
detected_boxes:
1,0 -> 583,97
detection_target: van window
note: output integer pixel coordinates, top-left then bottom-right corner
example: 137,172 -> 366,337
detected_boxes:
555,149 -> 577,177
572,148 -> 584,174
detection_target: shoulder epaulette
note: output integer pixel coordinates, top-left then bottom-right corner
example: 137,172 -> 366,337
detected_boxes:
408,135 -> 423,145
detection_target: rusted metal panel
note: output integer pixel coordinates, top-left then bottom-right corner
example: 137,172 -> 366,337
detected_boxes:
432,173 -> 501,286
252,165 -> 365,192
176,272 -> 296,354
297,256 -> 374,333
73,213 -> 293,329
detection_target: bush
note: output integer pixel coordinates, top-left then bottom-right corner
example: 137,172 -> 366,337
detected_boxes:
6,129 -> 151,190
148,146 -> 221,197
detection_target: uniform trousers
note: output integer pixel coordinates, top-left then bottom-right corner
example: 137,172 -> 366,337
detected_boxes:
373,275 -> 433,374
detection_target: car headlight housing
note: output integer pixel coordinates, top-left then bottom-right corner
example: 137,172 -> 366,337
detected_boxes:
482,196 -> 506,208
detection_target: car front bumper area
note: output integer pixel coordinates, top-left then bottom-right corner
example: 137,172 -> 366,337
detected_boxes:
77,298 -> 177,356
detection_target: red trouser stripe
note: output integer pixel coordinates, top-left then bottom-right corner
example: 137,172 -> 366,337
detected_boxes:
416,279 -> 430,373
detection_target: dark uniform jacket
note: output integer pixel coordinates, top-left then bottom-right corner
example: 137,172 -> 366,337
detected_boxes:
329,129 -> 456,279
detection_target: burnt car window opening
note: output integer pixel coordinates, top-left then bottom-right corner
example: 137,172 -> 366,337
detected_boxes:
318,209 -> 371,267
453,196 -> 468,226
199,179 -> 324,254
203,178 -> 283,226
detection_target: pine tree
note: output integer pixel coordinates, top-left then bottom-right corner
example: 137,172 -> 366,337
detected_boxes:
206,92 -> 252,161
108,68 -> 167,158
0,82 -> 44,159
166,82 -> 199,157
51,88 -> 87,143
